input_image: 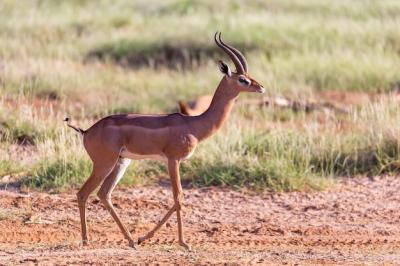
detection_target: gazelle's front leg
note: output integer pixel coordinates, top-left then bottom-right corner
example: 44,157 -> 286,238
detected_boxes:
168,159 -> 191,250
137,158 -> 190,250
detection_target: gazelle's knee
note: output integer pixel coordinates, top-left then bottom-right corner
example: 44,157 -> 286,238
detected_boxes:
77,191 -> 88,205
96,189 -> 110,202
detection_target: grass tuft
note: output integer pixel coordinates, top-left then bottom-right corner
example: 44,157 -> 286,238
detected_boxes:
24,156 -> 91,192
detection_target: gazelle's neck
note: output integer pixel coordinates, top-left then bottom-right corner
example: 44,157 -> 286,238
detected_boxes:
190,78 -> 239,141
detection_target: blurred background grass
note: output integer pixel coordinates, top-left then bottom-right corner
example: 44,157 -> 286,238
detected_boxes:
1,0 -> 400,192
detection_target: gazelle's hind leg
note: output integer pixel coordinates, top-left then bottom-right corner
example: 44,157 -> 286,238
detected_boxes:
96,158 -> 135,247
77,157 -> 118,245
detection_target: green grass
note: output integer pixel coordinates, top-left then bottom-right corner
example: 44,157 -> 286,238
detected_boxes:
24,157 -> 92,192
183,130 -> 324,191
0,160 -> 22,178
2,0 -> 400,192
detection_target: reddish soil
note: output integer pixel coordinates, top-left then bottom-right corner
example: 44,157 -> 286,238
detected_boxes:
0,176 -> 400,265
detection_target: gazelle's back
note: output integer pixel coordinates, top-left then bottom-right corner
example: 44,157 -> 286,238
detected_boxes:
86,113 -> 190,132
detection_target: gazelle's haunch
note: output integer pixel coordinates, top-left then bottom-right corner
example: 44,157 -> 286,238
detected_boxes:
65,32 -> 265,250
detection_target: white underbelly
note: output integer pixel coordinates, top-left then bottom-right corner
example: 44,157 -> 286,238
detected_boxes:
120,148 -> 167,161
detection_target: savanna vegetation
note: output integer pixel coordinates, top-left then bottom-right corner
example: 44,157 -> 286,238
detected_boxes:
1,0 -> 400,192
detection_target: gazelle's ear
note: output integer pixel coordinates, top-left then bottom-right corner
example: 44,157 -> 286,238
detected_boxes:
218,60 -> 231,77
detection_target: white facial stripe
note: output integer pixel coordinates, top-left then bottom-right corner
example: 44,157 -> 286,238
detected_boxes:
238,76 -> 251,86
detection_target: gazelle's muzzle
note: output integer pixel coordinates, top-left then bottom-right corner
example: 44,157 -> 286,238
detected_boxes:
257,86 -> 265,94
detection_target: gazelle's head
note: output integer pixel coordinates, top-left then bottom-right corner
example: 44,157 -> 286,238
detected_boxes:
215,32 -> 265,94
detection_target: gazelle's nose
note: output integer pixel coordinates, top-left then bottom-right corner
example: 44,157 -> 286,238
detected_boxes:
257,86 -> 265,94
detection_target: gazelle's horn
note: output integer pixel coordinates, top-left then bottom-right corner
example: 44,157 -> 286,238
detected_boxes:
214,32 -> 245,74
218,34 -> 248,73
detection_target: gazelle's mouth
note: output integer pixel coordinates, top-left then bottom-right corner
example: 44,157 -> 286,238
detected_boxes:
257,86 -> 265,94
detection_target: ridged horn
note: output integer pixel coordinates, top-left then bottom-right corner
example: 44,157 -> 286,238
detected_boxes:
214,32 -> 245,74
218,34 -> 248,72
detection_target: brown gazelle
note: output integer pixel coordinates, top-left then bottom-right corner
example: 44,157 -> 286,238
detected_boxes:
178,95 -> 213,116
65,32 -> 265,251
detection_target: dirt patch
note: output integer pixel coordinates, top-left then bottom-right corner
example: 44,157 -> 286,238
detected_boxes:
86,40 -> 256,70
318,90 -> 377,106
0,176 -> 400,264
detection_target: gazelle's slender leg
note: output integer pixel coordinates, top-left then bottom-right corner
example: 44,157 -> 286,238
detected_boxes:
77,158 -> 117,245
168,159 -> 190,250
137,159 -> 179,245
96,158 -> 135,247
137,204 -> 177,244
137,158 -> 190,250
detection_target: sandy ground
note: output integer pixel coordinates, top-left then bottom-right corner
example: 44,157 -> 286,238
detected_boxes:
0,176 -> 400,265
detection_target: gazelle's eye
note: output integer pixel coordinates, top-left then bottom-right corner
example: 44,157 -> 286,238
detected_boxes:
238,76 -> 251,86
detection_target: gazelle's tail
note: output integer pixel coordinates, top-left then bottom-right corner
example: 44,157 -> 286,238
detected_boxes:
64,117 -> 86,135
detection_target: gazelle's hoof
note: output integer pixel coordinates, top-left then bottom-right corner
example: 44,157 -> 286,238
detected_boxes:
179,241 -> 191,251
128,239 -> 136,249
137,236 -> 145,245
82,239 -> 89,246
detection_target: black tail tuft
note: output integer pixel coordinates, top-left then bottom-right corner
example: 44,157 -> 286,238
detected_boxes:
64,117 -> 86,135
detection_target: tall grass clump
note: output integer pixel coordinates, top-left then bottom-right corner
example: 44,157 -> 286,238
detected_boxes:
181,116 -> 325,192
290,98 -> 400,178
0,160 -> 22,178
22,128 -> 90,192
0,96 -> 60,145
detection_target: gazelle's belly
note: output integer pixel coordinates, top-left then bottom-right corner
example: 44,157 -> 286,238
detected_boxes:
120,147 -> 167,161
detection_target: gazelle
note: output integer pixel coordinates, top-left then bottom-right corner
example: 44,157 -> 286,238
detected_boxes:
65,32 -> 265,251
178,94 -> 213,116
